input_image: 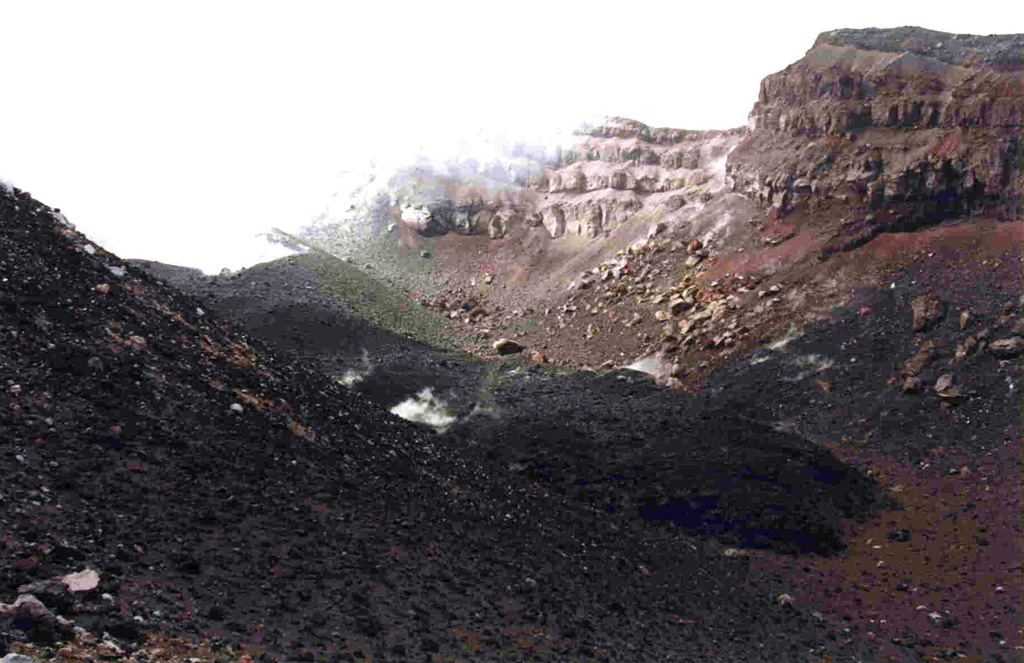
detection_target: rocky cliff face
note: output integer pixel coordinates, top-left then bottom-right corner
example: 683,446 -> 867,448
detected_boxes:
296,27 -> 1023,389
378,117 -> 746,244
526,120 -> 745,240
395,27 -> 1023,389
435,30 -> 1022,250
728,27 -> 1023,256
310,27 -> 1021,259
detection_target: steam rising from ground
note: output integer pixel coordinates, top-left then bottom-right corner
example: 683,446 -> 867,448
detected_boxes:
389,388 -> 457,433
272,122 -> 595,258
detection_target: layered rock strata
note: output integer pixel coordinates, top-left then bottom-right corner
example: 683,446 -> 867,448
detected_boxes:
727,27 -> 1023,256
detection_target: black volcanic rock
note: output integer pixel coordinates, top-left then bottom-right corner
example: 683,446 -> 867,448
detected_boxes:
2,183 -> 890,661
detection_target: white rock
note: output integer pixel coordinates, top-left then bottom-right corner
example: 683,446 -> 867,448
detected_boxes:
2,654 -> 39,663
96,641 -> 123,657
62,568 -> 101,592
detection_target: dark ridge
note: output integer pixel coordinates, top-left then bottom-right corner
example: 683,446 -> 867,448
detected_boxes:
815,26 -> 1024,67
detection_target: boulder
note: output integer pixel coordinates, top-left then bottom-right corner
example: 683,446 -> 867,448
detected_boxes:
530,351 -> 548,363
684,255 -> 703,268
934,374 -> 953,392
903,340 -> 937,377
628,239 -> 648,255
953,336 -> 978,363
988,337 -> 1024,358
934,374 -> 960,399
61,568 -> 101,592
912,295 -> 946,332
3,655 -> 38,663
0,592 -> 74,646
691,307 -> 713,322
97,641 -> 124,658
687,239 -> 703,253
664,194 -> 686,212
0,594 -> 52,618
492,339 -> 525,355
669,298 -> 690,316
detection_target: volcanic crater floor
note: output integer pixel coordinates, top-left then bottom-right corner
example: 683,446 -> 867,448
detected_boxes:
1,186 -> 1020,663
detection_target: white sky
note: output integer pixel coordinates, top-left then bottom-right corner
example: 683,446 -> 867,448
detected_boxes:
1,1 -> 1019,273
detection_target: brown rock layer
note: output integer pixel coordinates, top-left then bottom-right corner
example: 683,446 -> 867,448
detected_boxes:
728,27 -> 1023,257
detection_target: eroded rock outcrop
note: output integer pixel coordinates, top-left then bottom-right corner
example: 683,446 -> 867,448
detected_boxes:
536,124 -> 742,197
383,113 -> 746,245
322,26 -> 1021,296
728,27 -> 1023,256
